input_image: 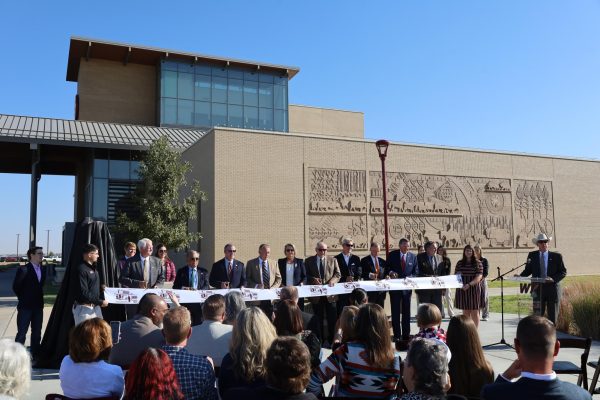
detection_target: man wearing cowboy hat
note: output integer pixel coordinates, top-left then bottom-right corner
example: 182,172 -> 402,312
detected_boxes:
520,233 -> 567,324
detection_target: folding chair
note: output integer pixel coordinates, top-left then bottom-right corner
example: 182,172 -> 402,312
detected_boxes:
587,355 -> 600,395
552,336 -> 592,390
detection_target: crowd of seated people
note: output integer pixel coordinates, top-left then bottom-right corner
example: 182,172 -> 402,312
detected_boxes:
3,238 -> 588,400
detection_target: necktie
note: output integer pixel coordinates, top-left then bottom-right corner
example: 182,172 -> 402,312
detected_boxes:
262,261 -> 270,288
228,261 -> 233,281
540,253 -> 546,278
374,257 -> 380,277
431,256 -> 436,274
319,258 -> 325,280
143,257 -> 149,283
401,254 -> 406,274
191,268 -> 197,288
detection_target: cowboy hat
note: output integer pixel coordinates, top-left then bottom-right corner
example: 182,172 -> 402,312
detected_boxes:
532,233 -> 552,245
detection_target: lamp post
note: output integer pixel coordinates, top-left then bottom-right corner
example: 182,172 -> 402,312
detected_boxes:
45,229 -> 50,255
16,233 -> 20,261
376,140 -> 390,259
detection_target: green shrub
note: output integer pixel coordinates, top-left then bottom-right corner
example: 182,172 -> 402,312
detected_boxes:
557,282 -> 600,339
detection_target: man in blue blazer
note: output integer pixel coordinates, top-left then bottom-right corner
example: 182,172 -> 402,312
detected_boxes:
173,250 -> 209,325
209,243 -> 246,289
481,315 -> 591,400
386,238 -> 417,343
13,246 -> 46,358
520,233 -> 567,324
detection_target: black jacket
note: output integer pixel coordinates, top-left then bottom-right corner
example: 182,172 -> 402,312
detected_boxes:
13,262 -> 46,309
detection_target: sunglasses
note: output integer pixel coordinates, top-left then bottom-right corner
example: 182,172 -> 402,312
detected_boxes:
285,248 -> 295,252
158,249 -> 167,253
190,257 -> 199,261
226,249 -> 237,253
344,243 -> 354,248
317,248 -> 327,252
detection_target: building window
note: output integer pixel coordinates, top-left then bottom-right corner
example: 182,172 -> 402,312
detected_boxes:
159,59 -> 288,132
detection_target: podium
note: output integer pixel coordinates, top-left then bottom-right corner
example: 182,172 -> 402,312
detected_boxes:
506,276 -> 549,318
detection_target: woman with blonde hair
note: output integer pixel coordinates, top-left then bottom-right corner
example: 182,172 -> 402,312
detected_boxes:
332,305 -> 359,351
308,303 -> 401,398
218,307 -> 278,397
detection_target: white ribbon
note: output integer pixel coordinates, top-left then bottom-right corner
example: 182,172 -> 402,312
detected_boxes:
104,274 -> 463,304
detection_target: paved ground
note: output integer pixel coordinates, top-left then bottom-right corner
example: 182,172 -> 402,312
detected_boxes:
1,266 -> 598,398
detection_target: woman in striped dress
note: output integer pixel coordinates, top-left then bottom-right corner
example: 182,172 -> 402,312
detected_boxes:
454,245 -> 483,327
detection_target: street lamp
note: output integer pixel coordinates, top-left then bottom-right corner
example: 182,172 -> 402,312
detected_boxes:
375,139 -> 390,259
16,233 -> 20,261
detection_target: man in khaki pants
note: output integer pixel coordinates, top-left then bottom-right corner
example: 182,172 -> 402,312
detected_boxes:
73,244 -> 108,325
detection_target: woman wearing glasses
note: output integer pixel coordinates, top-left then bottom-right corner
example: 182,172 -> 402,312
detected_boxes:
155,243 -> 176,282
278,244 -> 307,310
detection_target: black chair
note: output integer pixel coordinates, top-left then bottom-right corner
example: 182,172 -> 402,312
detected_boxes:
587,355 -> 600,395
552,336 -> 592,390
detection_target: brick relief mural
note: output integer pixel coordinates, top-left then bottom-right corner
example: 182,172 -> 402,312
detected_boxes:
306,167 -> 555,250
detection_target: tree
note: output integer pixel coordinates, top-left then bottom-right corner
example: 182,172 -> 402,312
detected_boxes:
115,136 -> 206,250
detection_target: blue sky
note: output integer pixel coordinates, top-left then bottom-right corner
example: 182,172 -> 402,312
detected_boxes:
1,1 -> 599,254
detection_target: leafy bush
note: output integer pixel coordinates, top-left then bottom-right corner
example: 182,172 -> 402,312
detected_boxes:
558,282 -> 600,339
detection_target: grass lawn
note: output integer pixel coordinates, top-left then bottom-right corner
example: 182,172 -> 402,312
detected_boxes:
487,275 -> 600,289
44,280 -> 60,306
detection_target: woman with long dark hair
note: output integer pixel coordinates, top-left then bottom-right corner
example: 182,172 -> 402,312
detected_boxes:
273,299 -> 321,369
155,243 -> 176,282
474,244 -> 490,321
454,245 -> 483,327
125,348 -> 184,400
446,315 -> 494,397
307,303 -> 401,398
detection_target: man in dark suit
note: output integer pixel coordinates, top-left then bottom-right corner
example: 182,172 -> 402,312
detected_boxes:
13,246 -> 46,357
360,241 -> 386,307
173,250 -> 209,325
481,315 -> 591,400
277,243 -> 306,310
209,243 -> 246,289
120,238 -> 165,318
415,241 -> 444,313
306,241 -> 341,344
520,233 -> 567,324
334,237 -> 362,314
387,238 -> 418,343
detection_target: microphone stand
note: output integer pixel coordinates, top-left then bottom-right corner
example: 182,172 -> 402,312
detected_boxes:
483,262 -> 526,349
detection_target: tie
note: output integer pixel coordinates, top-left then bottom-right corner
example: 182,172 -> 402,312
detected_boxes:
374,257 -> 380,277
143,257 -> 150,283
262,260 -> 270,288
191,268 -> 197,289
228,262 -> 233,281
431,256 -> 436,274
319,258 -> 325,281
539,253 -> 546,278
401,254 -> 406,274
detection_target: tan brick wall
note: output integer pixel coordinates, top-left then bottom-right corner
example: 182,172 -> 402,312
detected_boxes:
183,129 -> 600,276
77,58 -> 156,125
289,105 -> 364,139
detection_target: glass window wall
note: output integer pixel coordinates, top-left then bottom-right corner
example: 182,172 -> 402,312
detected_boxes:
159,59 -> 288,131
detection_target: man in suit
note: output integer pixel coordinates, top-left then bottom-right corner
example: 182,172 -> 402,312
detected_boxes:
277,243 -> 306,310
520,233 -> 567,324
173,250 -> 209,326
109,293 -> 168,369
120,238 -> 165,318
186,294 -> 233,368
387,238 -> 418,344
13,246 -> 46,358
209,243 -> 246,289
279,286 -> 322,341
120,238 -> 165,288
334,237 -> 362,314
305,241 -> 341,344
360,241 -> 387,307
415,241 -> 444,313
481,315 -> 591,400
117,241 -> 136,271
246,244 -> 282,317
